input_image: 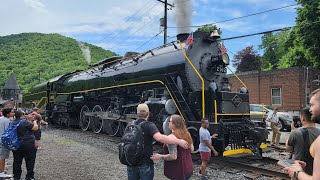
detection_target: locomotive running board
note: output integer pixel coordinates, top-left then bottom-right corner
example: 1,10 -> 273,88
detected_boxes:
223,148 -> 253,157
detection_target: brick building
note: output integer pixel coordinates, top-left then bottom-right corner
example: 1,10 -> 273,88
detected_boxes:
228,67 -> 320,114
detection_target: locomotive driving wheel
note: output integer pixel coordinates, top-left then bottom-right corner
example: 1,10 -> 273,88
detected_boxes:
91,105 -> 103,134
80,105 -> 91,131
104,107 -> 121,136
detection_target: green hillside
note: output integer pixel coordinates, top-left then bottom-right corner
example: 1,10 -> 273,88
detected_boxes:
0,33 -> 117,92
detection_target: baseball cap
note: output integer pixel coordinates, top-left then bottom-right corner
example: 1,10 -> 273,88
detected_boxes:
137,104 -> 149,113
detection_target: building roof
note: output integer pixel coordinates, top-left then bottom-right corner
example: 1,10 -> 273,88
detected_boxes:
3,73 -> 20,90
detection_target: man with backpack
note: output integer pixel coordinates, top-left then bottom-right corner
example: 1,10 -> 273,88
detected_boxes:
0,108 -> 14,178
12,110 -> 38,180
119,103 -> 189,180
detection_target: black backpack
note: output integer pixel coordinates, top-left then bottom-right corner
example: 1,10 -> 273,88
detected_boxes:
119,120 -> 147,166
300,128 -> 314,175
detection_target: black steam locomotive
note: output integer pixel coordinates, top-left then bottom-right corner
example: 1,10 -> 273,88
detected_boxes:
22,31 -> 267,156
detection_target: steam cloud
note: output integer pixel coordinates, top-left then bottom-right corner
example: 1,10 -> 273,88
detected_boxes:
174,0 -> 192,34
78,42 -> 91,65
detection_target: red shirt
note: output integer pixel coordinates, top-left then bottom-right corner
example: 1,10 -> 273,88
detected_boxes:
163,134 -> 194,180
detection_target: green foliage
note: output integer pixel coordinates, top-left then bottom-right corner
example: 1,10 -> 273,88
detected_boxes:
295,0 -> 320,67
259,30 -> 291,70
259,0 -> 320,69
196,24 -> 222,35
232,46 -> 261,72
0,33 -> 117,93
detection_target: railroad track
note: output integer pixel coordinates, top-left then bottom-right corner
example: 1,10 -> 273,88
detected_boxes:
193,155 -> 289,179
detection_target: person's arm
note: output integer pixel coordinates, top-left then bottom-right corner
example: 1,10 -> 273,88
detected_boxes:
40,119 -> 48,125
285,137 -> 320,180
203,140 -> 218,156
150,144 -> 177,161
285,139 -> 293,152
153,132 -> 188,149
265,112 -> 271,122
286,131 -> 296,152
190,143 -> 194,152
31,120 -> 39,131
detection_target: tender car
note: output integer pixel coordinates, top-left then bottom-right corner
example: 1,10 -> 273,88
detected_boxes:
250,104 -> 293,131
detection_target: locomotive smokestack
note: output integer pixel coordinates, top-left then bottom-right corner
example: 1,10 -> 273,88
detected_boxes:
177,33 -> 189,42
174,0 -> 192,34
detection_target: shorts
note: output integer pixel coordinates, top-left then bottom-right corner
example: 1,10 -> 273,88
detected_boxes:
34,130 -> 42,140
200,151 -> 211,161
0,147 -> 10,160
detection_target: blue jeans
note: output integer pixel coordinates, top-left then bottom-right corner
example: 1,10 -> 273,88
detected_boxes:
127,163 -> 154,180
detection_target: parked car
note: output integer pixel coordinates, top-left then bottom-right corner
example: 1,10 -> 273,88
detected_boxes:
249,104 -> 293,131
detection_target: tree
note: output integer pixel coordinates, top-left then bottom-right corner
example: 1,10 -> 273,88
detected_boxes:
232,46 -> 261,72
294,0 -> 320,67
259,30 -> 291,70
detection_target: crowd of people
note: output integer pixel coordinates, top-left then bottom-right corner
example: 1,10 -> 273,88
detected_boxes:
0,107 -> 48,180
121,88 -> 320,180
1,88 -> 319,180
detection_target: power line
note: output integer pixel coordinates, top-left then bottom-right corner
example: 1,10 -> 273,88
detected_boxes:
168,3 -> 299,29
222,27 -> 291,41
113,9 -> 163,43
108,2 -> 160,42
222,19 -> 320,41
135,30 -> 164,51
97,0 -> 153,43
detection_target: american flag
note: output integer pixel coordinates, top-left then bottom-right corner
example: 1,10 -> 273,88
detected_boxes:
185,32 -> 193,45
219,42 -> 227,54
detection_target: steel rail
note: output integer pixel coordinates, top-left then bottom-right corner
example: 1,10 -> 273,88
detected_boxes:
192,155 -> 289,179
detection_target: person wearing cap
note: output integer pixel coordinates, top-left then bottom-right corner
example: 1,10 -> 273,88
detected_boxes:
12,110 -> 39,180
126,103 -> 189,180
266,107 -> 281,146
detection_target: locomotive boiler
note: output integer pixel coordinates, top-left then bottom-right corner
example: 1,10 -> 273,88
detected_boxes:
22,31 -> 267,156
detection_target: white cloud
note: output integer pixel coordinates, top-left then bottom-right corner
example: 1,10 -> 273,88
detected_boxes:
0,0 -> 297,55
23,0 -> 48,13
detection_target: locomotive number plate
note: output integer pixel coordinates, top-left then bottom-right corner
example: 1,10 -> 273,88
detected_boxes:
214,65 -> 227,73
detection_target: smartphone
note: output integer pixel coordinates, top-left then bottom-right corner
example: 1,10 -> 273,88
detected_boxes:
277,159 -> 294,168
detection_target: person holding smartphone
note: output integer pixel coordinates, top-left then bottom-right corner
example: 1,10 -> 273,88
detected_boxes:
285,89 -> 320,179
285,107 -> 320,175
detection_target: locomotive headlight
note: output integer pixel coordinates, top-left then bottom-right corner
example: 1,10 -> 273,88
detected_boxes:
222,53 -> 230,65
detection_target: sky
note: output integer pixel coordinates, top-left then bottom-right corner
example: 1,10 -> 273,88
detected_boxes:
0,0 -> 298,69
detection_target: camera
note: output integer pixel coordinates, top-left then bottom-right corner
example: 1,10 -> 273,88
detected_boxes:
293,116 -> 302,128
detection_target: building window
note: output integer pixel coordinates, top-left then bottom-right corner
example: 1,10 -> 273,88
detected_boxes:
306,88 -> 311,105
271,88 -> 282,105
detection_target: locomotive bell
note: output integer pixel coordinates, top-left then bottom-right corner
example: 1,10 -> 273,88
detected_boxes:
210,30 -> 220,39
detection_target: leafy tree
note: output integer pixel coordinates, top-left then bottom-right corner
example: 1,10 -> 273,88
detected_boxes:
259,30 -> 291,70
278,27 -> 313,68
295,0 -> 320,67
0,33 -> 117,92
232,46 -> 261,72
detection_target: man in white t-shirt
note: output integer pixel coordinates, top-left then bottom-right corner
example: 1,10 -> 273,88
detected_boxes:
266,107 -> 281,146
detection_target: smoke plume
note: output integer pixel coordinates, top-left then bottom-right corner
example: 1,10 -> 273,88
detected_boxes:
174,0 -> 192,34
78,42 -> 91,65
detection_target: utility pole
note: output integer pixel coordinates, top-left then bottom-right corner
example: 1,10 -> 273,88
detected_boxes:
157,0 -> 174,45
